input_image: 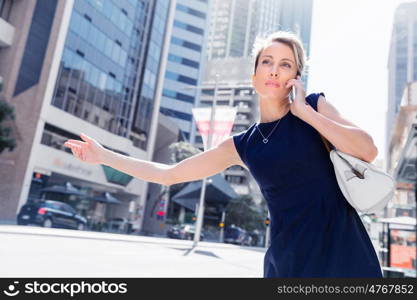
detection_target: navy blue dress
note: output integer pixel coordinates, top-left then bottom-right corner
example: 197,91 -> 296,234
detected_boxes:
232,92 -> 383,278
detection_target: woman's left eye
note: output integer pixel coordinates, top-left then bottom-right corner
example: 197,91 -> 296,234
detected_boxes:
282,63 -> 291,68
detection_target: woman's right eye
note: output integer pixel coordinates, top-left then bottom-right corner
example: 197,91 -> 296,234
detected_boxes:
262,59 -> 270,64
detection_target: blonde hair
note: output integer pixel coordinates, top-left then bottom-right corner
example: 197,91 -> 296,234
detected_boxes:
252,30 -> 309,77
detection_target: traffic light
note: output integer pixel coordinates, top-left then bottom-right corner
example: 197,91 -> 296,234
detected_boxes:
219,222 -> 224,228
265,218 -> 270,226
192,216 -> 197,222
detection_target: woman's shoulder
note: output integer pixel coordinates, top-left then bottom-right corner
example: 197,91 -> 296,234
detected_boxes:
231,123 -> 257,143
305,92 -> 326,111
231,123 -> 257,167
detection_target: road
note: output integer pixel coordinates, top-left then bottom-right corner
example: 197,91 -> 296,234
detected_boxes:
0,225 -> 265,277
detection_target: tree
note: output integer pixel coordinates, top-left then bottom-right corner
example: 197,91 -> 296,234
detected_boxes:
0,100 -> 16,154
167,141 -> 202,197
225,194 -> 267,232
164,141 -> 202,222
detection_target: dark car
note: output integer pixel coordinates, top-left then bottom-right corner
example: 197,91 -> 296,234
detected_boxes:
17,200 -> 87,230
224,226 -> 252,246
167,224 -> 205,240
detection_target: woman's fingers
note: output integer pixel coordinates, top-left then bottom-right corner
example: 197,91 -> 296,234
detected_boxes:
64,142 -> 82,149
286,80 -> 296,88
286,76 -> 303,88
64,142 -> 84,160
80,133 -> 93,144
65,139 -> 85,146
69,145 -> 81,160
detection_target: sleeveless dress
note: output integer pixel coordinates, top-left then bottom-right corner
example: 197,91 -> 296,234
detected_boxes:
232,92 -> 383,278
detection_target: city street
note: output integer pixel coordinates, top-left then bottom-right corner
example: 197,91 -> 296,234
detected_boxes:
0,0 -> 415,283
0,225 -> 265,278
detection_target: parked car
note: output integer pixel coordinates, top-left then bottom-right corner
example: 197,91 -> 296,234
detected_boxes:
167,224 -> 205,240
224,226 -> 252,246
17,200 -> 87,230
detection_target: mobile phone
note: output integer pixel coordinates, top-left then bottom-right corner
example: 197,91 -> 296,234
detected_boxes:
290,86 -> 295,102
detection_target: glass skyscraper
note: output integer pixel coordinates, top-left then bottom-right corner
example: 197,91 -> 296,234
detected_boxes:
52,0 -> 170,151
386,2 -> 417,163
0,0 -> 173,230
159,0 -> 210,142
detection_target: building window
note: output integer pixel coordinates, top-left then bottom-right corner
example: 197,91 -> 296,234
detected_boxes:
201,89 -> 214,95
165,71 -> 197,86
160,107 -> 192,121
0,0 -> 13,21
173,20 -> 204,36
163,88 -> 194,104
168,54 -> 199,69
14,0 -> 57,96
171,36 -> 201,52
176,4 -> 206,19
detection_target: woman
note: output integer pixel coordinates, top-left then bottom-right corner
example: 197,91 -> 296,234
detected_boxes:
64,31 -> 383,278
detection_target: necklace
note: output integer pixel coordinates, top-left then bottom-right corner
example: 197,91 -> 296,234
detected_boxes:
256,112 -> 289,144
256,118 -> 282,144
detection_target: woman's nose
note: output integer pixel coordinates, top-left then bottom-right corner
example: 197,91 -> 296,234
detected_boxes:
270,66 -> 279,77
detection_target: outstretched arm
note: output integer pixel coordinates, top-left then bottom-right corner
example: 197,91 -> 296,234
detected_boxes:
64,134 -> 244,186
100,149 -> 175,186
167,136 -> 243,185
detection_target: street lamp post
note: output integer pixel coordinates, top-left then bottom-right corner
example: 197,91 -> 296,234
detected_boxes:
182,74 -> 219,255
192,75 -> 219,248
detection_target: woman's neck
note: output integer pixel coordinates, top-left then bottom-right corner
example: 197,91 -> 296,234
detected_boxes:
258,96 -> 291,123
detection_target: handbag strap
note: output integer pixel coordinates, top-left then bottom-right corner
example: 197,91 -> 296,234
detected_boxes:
319,134 -> 365,179
319,134 -> 332,153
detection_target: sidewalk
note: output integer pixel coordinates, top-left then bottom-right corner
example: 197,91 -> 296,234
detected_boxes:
0,225 -> 266,277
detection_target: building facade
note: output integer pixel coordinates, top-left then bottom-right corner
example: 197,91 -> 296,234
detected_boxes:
0,0 -> 176,233
388,81 -> 417,219
159,0 -> 210,144
386,1 -> 417,169
206,0 -> 313,61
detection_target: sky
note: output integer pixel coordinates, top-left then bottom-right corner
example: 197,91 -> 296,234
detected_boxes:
307,0 -> 411,162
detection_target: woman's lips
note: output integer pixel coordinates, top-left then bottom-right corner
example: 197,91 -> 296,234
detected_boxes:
265,81 -> 280,88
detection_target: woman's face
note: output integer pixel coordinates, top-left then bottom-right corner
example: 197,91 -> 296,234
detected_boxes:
252,42 -> 298,100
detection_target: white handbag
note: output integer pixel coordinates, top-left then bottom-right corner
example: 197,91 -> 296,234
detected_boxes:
319,135 -> 395,214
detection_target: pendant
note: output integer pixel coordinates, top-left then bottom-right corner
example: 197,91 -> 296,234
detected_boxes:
263,138 -> 268,144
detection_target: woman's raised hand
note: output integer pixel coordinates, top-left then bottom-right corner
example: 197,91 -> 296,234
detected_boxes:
286,75 -> 308,119
63,133 -> 106,165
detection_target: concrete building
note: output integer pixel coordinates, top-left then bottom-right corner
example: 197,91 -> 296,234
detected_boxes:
0,0 -> 177,233
206,0 -> 313,61
158,0 -> 210,144
386,80 -> 417,277
207,0 -> 255,59
385,1 -> 417,220
386,1 -> 417,170
388,81 -> 417,219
